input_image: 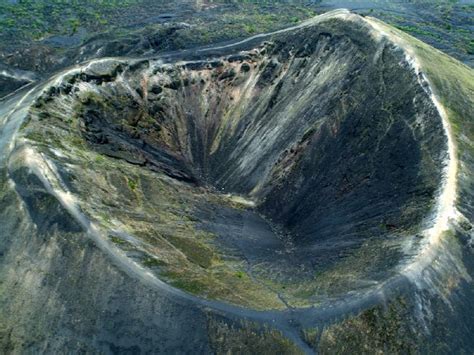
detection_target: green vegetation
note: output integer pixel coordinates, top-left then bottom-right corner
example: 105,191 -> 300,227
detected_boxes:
143,257 -> 165,268
208,319 -> 304,355
366,2 -> 473,66
395,24 -> 442,40
94,155 -> 105,164
127,178 -> 138,191
163,274 -> 209,294
302,328 -> 319,349
166,4 -> 316,50
0,0 -> 140,40
318,298 -> 418,353
0,0 -> 316,44
23,121 -> 286,310
467,40 -> 474,55
167,235 -> 216,269
235,270 -> 246,279
109,236 -> 127,245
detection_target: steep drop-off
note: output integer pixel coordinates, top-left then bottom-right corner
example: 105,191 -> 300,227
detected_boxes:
0,10 -> 473,354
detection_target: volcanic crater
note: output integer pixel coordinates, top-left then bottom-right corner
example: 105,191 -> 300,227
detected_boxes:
12,13 -> 449,310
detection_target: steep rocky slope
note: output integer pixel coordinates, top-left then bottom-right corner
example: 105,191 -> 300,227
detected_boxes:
0,10 -> 473,354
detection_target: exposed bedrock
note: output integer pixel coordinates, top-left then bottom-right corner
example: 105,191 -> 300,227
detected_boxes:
1,10 -> 473,354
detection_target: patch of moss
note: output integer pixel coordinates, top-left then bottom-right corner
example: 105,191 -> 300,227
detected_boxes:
127,178 -> 138,191
109,236 -> 125,245
94,155 -> 105,164
235,270 -> 246,279
142,257 -> 165,268
0,0 -> 141,41
318,297 -> 419,353
207,318 -> 304,355
166,235 -> 216,269
162,272 -> 208,294
302,327 -> 320,349
69,136 -> 86,148
395,24 -> 442,40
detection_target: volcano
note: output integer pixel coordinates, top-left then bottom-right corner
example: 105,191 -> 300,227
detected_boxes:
1,10 -> 473,354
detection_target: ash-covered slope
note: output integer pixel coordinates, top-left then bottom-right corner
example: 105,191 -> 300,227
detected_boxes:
0,10 -> 473,354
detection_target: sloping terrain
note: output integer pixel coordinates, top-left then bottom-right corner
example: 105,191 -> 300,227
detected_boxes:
1,1 -> 472,103
0,10 -> 473,354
